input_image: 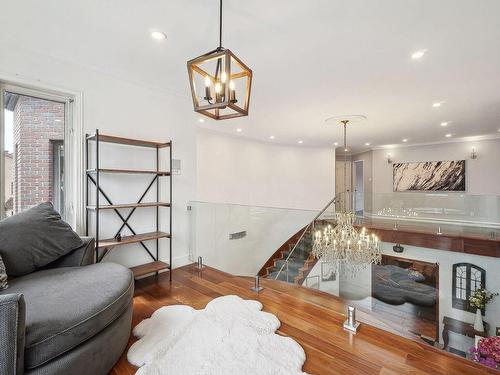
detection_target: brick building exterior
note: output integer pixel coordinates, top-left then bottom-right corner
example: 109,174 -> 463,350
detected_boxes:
12,96 -> 64,213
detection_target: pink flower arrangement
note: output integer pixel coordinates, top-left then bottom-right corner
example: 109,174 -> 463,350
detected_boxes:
470,336 -> 500,369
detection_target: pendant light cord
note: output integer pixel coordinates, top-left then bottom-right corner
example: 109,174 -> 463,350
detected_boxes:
219,0 -> 223,48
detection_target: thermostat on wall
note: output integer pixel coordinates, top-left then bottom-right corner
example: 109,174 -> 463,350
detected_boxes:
172,159 -> 181,175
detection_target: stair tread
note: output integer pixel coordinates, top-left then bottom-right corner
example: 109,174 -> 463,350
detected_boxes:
274,259 -> 305,269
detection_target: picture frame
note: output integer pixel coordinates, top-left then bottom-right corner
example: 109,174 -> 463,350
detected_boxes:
321,262 -> 337,282
393,160 -> 466,192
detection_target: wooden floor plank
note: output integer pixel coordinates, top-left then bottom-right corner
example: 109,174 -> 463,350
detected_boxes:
111,265 -> 496,375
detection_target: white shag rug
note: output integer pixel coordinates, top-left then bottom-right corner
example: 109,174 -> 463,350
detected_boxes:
128,295 -> 308,375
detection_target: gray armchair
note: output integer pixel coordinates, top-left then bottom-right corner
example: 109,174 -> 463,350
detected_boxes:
0,238 -> 134,375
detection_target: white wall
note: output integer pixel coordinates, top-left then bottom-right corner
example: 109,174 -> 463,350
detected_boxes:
0,46 -> 197,269
372,138 -> 500,195
196,129 -> 336,210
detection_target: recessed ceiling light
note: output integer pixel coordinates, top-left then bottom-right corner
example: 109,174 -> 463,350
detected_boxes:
54,119 -> 62,122
445,133 -> 452,138
432,102 -> 443,108
440,122 -> 448,127
298,140 -> 303,144
344,148 -> 349,152
236,128 -> 242,132
198,118 -> 205,123
365,142 -> 371,146
402,138 -> 408,143
411,49 -> 427,60
333,142 -> 338,146
269,135 -> 275,140
151,31 -> 167,40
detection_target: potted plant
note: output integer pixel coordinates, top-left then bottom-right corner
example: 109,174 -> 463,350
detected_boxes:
469,336 -> 500,370
469,288 -> 498,332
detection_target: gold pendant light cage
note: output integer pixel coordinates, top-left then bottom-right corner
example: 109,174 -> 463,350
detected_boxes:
187,48 -> 252,120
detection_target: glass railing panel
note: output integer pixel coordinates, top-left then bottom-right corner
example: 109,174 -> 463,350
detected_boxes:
332,192 -> 500,240
188,201 -> 317,277
271,198 -> 337,282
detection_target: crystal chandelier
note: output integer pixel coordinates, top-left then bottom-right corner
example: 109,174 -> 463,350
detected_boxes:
187,0 -> 252,120
312,119 -> 381,277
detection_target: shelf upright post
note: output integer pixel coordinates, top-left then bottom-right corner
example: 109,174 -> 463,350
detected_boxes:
156,145 -> 159,270
169,142 -> 173,282
95,129 -> 100,263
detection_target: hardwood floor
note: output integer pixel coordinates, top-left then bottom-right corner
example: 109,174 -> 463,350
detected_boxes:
111,265 -> 496,375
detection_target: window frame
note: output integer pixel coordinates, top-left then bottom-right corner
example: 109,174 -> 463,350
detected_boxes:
0,81 -> 83,230
452,262 -> 486,314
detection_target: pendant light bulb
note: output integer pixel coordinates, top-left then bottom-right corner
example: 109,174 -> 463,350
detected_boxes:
229,80 -> 235,90
214,82 -> 222,94
220,72 -> 227,83
204,76 -> 211,87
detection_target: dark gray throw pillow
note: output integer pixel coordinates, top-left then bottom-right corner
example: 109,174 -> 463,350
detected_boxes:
0,202 -> 83,277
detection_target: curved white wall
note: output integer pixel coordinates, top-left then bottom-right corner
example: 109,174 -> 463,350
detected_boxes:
196,129 -> 336,211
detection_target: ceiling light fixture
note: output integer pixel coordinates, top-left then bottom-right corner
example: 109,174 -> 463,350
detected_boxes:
187,0 -> 252,120
313,118 -> 381,277
198,118 -> 205,123
333,142 -> 338,146
151,31 -> 167,40
365,142 -> 370,146
236,128 -> 242,133
269,135 -> 275,140
445,133 -> 452,138
440,122 -> 448,127
411,49 -> 427,59
432,102 -> 443,108
298,140 -> 303,144
402,138 -> 408,143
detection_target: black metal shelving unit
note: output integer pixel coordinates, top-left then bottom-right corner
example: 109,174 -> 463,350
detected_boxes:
85,129 -> 172,280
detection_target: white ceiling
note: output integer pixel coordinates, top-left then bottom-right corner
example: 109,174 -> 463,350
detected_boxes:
2,0 -> 500,152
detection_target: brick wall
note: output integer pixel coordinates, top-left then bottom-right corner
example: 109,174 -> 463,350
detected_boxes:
13,96 -> 64,212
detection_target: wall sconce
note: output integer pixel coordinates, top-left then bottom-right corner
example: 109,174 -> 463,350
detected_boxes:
470,147 -> 477,160
387,154 -> 393,164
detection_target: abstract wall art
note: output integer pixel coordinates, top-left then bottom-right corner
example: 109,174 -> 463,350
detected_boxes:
393,160 -> 466,192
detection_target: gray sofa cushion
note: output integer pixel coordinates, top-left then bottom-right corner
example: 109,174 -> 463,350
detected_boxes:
0,202 -> 83,277
0,263 -> 134,369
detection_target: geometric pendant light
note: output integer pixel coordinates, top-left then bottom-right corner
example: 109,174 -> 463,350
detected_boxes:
187,0 -> 252,120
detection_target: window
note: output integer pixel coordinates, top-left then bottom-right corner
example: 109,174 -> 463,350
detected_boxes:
452,263 -> 485,313
1,85 -> 71,220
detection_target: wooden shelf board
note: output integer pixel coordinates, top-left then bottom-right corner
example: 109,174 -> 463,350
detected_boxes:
86,202 -> 170,210
86,168 -> 170,176
87,133 -> 170,148
131,261 -> 170,278
97,231 -> 171,249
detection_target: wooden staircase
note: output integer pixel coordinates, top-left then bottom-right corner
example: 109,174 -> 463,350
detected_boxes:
258,226 -> 320,285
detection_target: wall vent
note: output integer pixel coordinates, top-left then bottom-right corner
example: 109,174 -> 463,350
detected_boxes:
229,231 -> 247,240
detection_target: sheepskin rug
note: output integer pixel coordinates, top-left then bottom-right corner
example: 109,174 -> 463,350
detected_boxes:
128,295 -> 308,375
